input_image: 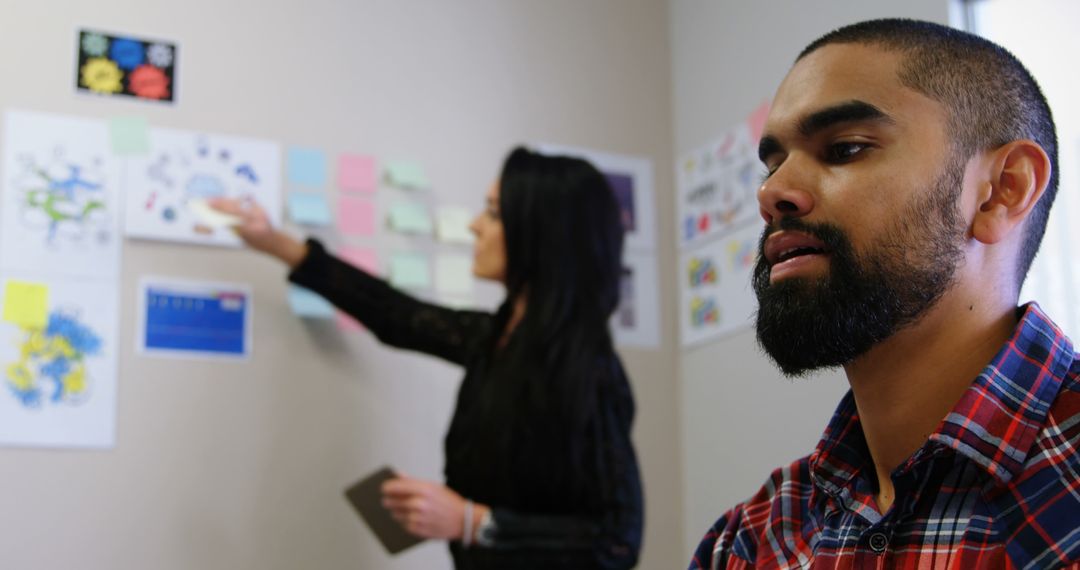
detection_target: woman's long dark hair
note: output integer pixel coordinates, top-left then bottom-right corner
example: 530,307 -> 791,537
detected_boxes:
481,146 -> 625,501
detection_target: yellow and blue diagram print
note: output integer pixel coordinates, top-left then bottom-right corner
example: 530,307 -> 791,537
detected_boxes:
6,310 -> 102,408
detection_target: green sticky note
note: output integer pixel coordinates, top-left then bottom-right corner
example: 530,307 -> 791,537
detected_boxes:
3,281 -> 49,329
384,161 -> 429,190
388,202 -> 433,235
110,116 -> 150,155
390,254 -> 431,290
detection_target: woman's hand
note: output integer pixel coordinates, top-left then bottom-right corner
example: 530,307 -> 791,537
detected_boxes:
209,198 -> 307,267
382,476 -> 477,541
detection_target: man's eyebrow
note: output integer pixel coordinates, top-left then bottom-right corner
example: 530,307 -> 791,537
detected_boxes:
758,100 -> 895,163
798,100 -> 894,137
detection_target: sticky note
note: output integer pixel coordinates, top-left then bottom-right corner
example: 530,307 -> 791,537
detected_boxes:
388,202 -> 433,235
337,197 -> 376,236
384,161 -> 429,190
336,312 -> 364,333
435,254 -> 473,296
338,246 -> 379,274
338,154 -> 377,193
287,147 -> 328,188
390,254 -> 430,290
287,286 -> 335,319
109,116 -> 149,155
2,281 -> 50,329
436,206 -> 474,244
189,198 -> 242,228
288,192 -> 332,226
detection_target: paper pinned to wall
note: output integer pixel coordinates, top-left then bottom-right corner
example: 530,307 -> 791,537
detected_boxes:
338,154 -> 378,193
123,126 -> 282,247
383,161 -> 429,190
2,280 -> 49,329
611,253 -> 661,349
434,254 -> 473,296
1,110 -> 123,279
288,192 -> 332,226
338,196 -> 377,236
109,116 -> 149,155
0,276 -> 119,449
138,277 -> 253,358
287,285 -> 335,319
388,202 -> 433,235
677,102 -> 768,249
389,253 -> 430,290
76,29 -> 178,103
435,206 -> 474,244
287,147 -> 328,188
678,222 -> 758,346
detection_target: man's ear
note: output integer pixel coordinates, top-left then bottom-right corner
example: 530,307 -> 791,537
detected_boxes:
971,139 -> 1052,245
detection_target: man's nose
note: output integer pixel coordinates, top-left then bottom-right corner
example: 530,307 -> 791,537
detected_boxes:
757,163 -> 815,224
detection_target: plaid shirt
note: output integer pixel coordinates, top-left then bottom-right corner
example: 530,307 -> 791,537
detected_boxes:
690,304 -> 1080,569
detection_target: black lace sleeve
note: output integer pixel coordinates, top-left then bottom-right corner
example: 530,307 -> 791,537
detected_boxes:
287,239 -> 494,366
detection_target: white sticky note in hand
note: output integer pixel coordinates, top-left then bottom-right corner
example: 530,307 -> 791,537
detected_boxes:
189,199 -> 243,229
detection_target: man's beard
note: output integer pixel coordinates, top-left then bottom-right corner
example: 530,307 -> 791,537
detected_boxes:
752,163 -> 967,377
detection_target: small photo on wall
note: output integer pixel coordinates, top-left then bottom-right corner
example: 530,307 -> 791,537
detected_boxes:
605,172 -> 636,234
75,29 -> 178,103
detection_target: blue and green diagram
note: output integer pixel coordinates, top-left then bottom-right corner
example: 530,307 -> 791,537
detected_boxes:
14,152 -> 111,246
6,310 -> 102,408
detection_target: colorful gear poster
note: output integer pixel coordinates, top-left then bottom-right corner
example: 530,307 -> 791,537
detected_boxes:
76,29 -> 177,103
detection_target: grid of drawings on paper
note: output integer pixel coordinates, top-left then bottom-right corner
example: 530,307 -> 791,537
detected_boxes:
679,222 -> 760,346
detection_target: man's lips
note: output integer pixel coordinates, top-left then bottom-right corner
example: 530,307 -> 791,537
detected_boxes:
763,230 -> 829,266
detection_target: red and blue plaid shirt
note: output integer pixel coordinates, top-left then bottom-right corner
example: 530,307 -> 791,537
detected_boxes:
690,304 -> 1080,569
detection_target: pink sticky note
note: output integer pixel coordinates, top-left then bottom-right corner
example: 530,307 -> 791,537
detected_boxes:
337,196 -> 376,236
339,246 -> 379,274
338,154 -> 377,193
334,246 -> 378,333
336,311 -> 364,332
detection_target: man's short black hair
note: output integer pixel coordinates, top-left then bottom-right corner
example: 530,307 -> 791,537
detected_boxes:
800,18 -> 1058,289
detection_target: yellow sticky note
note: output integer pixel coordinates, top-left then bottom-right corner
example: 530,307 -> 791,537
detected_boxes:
3,281 -> 49,329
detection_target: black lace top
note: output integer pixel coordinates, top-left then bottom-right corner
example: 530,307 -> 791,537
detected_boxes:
289,240 -> 643,569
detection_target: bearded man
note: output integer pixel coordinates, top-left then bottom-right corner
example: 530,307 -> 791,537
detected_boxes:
690,18 -> 1078,570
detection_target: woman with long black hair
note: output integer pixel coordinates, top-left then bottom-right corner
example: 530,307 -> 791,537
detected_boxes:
213,147 -> 642,568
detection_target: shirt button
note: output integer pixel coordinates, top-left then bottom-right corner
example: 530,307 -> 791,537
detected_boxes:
868,532 -> 889,553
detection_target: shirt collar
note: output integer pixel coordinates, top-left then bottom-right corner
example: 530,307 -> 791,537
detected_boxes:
927,303 -> 1074,485
810,303 -> 1075,497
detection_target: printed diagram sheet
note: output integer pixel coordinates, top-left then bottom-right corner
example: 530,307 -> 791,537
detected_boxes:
0,110 -> 122,278
124,127 -> 281,246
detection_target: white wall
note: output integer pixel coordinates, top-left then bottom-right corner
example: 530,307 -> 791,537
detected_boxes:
0,1 -> 681,568
669,0 -> 949,554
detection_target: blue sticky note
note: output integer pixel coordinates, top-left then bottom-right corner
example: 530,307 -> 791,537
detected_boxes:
390,254 -> 431,290
288,191 -> 332,226
287,147 -> 328,188
287,286 -> 335,319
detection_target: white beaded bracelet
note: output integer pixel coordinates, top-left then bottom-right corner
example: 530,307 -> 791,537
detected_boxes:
462,500 -> 474,548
